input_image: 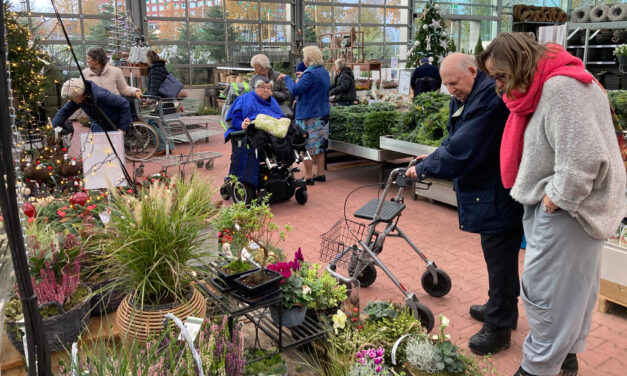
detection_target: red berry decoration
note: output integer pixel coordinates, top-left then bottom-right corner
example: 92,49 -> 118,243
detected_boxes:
69,191 -> 89,206
47,166 -> 53,171
23,202 -> 35,218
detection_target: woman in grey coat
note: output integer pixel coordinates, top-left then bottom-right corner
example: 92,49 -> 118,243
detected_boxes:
250,54 -> 292,116
478,32 -> 626,376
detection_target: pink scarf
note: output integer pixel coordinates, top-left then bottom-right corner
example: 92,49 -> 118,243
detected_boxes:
501,44 -> 594,188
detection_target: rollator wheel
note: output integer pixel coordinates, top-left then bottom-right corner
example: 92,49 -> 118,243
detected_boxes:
411,302 -> 435,333
349,263 -> 377,288
197,160 -> 204,168
295,187 -> 307,205
232,181 -> 254,205
205,160 -> 214,170
421,268 -> 452,298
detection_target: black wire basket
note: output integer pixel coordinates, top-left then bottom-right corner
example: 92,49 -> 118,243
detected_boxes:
319,218 -> 377,271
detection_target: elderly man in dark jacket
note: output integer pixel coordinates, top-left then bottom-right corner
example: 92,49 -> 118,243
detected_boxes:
52,78 -> 131,133
330,58 -> 356,106
407,53 -> 524,356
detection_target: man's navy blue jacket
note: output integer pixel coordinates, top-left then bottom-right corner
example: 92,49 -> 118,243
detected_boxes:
414,70 -> 523,234
52,81 -> 131,132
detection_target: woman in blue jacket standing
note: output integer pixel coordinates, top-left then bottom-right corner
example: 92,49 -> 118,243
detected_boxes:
278,46 -> 330,185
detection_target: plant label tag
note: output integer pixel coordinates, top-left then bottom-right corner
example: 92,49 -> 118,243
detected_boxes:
178,316 -> 204,342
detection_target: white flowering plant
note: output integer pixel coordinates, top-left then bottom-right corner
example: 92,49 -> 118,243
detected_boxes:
614,44 -> 627,57
404,315 -> 464,374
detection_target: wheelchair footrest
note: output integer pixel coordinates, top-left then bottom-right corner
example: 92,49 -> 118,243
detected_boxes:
354,199 -> 405,222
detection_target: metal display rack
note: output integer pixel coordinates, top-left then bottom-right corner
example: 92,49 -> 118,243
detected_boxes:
196,263 -> 327,363
327,139 -> 408,182
566,21 -> 627,66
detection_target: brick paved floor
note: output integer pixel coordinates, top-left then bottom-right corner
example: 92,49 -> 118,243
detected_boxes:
71,117 -> 626,376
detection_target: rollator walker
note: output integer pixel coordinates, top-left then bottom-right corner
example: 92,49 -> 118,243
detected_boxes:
320,159 -> 452,332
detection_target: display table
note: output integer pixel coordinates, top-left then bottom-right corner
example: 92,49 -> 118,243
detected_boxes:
120,66 -> 148,91
348,61 -> 383,90
599,242 -> 627,312
379,136 -> 457,206
327,139 -> 408,182
196,265 -> 327,359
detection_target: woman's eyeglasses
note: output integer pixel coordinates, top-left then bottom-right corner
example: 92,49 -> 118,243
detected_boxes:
257,86 -> 273,92
490,73 -> 508,83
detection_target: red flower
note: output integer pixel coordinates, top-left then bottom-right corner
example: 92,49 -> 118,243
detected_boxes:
352,317 -> 358,322
27,217 -> 35,224
354,307 -> 359,313
56,210 -> 66,218
62,148 -> 67,152
69,192 -> 89,206
23,202 -> 35,218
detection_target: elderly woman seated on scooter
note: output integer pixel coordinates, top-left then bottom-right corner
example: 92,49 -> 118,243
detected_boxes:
224,75 -> 288,141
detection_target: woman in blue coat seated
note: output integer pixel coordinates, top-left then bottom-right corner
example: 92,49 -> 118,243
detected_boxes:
278,46 -> 330,185
52,78 -> 131,134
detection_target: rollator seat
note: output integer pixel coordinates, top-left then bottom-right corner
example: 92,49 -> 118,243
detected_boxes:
354,199 -> 405,223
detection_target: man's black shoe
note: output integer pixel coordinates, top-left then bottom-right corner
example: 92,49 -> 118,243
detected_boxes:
468,325 -> 511,355
305,178 -> 315,186
469,303 -> 518,330
561,353 -> 578,376
313,174 -> 326,182
514,366 -> 536,376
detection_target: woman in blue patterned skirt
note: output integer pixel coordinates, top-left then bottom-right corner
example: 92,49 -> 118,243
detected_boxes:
278,46 -> 330,185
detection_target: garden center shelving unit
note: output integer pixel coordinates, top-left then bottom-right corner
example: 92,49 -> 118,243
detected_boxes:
379,136 -> 456,207
196,263 -> 327,361
327,139 -> 407,182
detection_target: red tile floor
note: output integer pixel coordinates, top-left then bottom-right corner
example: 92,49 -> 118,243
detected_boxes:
71,117 -> 627,375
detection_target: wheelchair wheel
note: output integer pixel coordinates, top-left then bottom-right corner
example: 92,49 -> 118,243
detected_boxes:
421,268 -> 452,298
348,263 -> 377,288
232,181 -> 255,205
295,187 -> 307,205
125,121 -> 159,161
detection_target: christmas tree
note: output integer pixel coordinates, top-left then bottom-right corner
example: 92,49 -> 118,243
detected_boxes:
474,35 -> 484,55
447,38 -> 457,53
406,0 -> 449,68
5,4 -> 54,130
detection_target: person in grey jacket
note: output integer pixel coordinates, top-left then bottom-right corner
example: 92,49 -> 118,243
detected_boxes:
251,54 -> 292,116
479,32 -> 626,376
329,58 -> 356,106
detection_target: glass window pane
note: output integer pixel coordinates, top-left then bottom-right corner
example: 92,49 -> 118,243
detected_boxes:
225,0 -> 259,20
189,2 -> 222,19
385,27 -> 403,43
43,18 -> 82,41
149,20 -> 187,41
304,25 -> 316,43
171,67 -> 190,85
337,0 -> 359,4
192,67 -> 214,85
361,0 -> 384,5
386,8 -> 407,25
229,23 -> 259,43
360,7 -> 384,24
261,24 -> 290,43
53,0 -> 80,14
362,26 -> 384,43
259,3 -> 288,22
82,0 -> 126,15
364,45 -> 383,61
386,0 -> 409,6
191,43 -> 228,65
156,45 -> 190,64
305,5 -> 332,24
334,7 -> 358,24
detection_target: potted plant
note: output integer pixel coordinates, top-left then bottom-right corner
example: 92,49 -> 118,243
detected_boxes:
111,52 -> 122,66
300,262 -> 348,316
243,349 -> 287,376
613,44 -> 627,66
103,175 -> 220,343
4,223 -> 91,354
266,249 -> 314,327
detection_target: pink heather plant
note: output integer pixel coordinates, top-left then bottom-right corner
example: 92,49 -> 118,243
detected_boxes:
32,258 -> 81,306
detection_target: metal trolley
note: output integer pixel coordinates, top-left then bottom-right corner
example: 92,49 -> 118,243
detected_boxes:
320,159 -> 452,332
135,95 -> 222,176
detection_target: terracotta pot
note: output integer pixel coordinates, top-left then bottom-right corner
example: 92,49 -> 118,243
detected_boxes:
115,286 -> 206,344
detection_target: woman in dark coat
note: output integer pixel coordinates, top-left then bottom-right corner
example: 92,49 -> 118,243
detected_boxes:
329,58 -> 356,106
144,49 -> 175,153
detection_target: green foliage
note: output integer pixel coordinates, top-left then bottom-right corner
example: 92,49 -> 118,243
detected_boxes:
364,300 -> 400,322
194,106 -> 221,116
608,90 -> 627,130
474,35 -> 484,56
243,349 -> 286,375
103,176 -> 220,306
300,263 -> 348,310
329,103 -> 396,148
447,38 -> 457,54
392,92 -> 450,146
407,0 -> 449,68
359,308 -> 424,363
281,272 -> 314,309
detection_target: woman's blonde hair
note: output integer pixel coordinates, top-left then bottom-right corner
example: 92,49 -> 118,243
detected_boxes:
303,46 -> 324,66
146,49 -> 166,65
477,32 -> 548,97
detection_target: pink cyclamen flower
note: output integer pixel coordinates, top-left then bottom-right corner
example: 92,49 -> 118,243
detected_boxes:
376,365 -> 382,373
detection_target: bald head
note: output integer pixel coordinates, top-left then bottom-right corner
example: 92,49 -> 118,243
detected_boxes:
440,53 -> 478,102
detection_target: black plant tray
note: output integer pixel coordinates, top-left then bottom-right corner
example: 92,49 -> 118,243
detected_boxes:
216,259 -> 260,284
232,288 -> 281,306
234,269 -> 283,299
209,277 -> 237,293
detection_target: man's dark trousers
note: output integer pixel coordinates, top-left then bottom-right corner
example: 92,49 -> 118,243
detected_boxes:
480,224 -> 524,329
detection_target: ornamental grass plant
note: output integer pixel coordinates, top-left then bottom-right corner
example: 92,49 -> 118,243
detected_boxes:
103,175 -> 220,307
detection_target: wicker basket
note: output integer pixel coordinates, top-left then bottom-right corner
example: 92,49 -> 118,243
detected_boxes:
115,286 -> 206,344
89,279 -> 128,315
5,285 -> 92,354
